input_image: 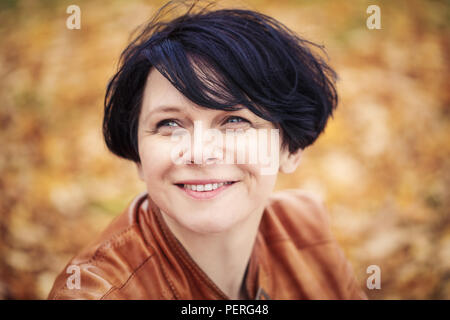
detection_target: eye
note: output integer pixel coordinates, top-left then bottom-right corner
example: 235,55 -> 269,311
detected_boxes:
156,119 -> 180,128
224,116 -> 250,125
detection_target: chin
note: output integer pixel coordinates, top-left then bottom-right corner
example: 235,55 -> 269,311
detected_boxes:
180,215 -> 238,235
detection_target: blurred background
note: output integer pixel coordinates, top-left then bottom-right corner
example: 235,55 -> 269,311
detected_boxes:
0,0 -> 448,299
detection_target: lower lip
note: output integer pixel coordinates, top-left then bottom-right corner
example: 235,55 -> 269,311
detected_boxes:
176,182 -> 237,200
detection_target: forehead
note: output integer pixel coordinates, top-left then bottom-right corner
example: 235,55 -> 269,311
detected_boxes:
142,67 -> 193,112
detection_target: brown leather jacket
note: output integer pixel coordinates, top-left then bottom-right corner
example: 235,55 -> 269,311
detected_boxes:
48,189 -> 368,300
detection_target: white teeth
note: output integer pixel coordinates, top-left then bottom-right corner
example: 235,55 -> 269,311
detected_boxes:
183,182 -> 233,192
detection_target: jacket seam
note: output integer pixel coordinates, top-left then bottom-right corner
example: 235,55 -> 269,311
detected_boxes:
159,255 -> 180,300
100,252 -> 155,299
295,238 -> 334,250
88,226 -> 137,264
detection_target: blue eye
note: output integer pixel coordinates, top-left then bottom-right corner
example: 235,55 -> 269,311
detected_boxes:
156,119 -> 179,128
226,116 -> 249,124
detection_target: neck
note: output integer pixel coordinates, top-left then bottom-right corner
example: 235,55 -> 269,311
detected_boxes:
161,205 -> 265,300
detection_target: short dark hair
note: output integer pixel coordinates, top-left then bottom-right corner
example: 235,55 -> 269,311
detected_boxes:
103,0 -> 338,163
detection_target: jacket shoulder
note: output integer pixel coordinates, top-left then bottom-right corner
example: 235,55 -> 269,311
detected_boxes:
262,189 -> 334,247
262,189 -> 368,299
48,194 -> 155,300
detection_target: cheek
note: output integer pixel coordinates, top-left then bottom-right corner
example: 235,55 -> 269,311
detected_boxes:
238,163 -> 278,196
138,138 -> 175,181
234,128 -> 280,175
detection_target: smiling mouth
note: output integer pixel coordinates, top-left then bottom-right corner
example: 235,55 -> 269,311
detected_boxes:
174,181 -> 238,200
175,181 -> 236,191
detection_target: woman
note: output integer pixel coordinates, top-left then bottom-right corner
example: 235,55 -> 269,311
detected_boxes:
48,0 -> 367,300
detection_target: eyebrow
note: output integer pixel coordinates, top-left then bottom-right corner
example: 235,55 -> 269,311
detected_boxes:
142,105 -> 184,124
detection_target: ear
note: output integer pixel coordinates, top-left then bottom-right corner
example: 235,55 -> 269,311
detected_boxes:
279,148 -> 303,174
136,162 -> 145,181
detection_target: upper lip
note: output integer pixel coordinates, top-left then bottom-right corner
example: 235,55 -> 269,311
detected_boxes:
174,179 -> 238,185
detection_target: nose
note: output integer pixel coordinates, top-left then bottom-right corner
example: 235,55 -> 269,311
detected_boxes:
181,120 -> 223,165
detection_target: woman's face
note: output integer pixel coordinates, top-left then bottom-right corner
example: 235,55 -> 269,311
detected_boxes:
136,68 -> 301,235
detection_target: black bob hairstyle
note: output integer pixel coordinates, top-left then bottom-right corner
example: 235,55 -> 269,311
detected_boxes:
103,0 -> 338,163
